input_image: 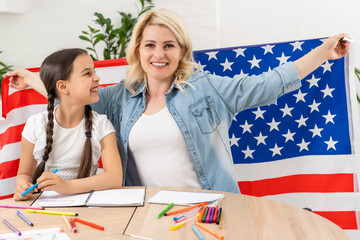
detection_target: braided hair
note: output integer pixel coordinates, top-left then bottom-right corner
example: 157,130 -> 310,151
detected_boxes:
32,48 -> 93,183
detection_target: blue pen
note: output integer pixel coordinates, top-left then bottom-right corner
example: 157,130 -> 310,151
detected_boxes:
16,210 -> 33,226
21,168 -> 59,196
192,225 -> 205,240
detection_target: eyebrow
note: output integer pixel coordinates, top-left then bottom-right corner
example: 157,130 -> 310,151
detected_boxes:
80,67 -> 93,73
143,40 -> 177,44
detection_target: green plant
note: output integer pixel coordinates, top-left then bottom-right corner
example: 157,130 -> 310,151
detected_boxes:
355,68 -> 360,103
0,51 -> 13,93
79,0 -> 154,61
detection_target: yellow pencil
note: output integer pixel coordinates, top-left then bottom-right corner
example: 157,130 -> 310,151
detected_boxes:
25,209 -> 78,216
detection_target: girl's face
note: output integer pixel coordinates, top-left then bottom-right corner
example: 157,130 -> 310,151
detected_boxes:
138,24 -> 182,84
65,54 -> 100,105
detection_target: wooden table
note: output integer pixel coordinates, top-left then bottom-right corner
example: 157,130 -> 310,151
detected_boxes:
0,187 -> 350,240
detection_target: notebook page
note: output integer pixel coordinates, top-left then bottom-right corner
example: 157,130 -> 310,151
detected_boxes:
148,190 -> 224,205
86,188 -> 146,206
31,191 -> 90,207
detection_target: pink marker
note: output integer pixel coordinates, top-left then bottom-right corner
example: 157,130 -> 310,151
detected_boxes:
0,205 -> 44,210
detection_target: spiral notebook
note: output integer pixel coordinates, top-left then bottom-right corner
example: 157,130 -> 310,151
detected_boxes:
148,189 -> 224,206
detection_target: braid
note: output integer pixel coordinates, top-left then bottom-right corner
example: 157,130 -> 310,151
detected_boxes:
77,105 -> 93,179
32,93 -> 55,183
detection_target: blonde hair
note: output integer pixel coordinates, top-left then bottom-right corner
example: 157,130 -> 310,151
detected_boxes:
125,8 -> 196,94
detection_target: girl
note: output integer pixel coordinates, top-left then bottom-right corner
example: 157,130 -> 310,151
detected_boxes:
14,48 -> 123,201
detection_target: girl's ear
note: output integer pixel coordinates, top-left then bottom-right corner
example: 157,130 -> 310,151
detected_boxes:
56,80 -> 69,95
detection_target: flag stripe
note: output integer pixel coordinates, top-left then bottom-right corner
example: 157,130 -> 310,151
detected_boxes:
0,160 -> 19,179
0,142 -> 21,164
0,177 -> 16,197
6,89 -> 47,113
0,124 -> 25,149
313,211 -> 358,230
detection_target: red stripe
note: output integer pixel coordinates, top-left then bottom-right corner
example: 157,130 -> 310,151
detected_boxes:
313,211 -> 358,230
1,76 -> 10,118
238,174 -> 355,196
0,124 -> 25,149
94,58 -> 128,68
0,159 -> 20,179
0,194 -> 14,200
6,89 -> 47,112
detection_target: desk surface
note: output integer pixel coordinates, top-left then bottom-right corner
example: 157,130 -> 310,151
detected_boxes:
0,187 -> 350,240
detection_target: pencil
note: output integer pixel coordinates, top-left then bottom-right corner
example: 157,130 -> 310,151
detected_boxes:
74,217 -> 104,231
219,209 -> 224,229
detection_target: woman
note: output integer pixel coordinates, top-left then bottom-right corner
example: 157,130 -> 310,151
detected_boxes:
9,9 -> 350,193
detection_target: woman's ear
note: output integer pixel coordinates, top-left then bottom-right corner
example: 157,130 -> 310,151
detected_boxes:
56,80 -> 69,95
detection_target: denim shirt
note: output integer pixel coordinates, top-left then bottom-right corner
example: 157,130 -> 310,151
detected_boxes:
92,62 -> 300,193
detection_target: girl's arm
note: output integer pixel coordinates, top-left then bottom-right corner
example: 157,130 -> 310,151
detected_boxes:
37,132 -> 123,194
14,138 -> 38,201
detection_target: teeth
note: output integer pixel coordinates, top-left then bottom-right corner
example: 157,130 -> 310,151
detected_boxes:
90,88 -> 98,92
152,62 -> 167,67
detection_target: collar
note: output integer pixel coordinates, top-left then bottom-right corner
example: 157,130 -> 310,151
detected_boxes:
131,80 -> 180,97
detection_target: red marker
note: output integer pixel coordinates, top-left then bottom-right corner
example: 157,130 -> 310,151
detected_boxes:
69,218 -> 78,233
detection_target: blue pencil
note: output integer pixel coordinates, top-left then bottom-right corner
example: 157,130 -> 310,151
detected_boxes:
21,168 -> 59,196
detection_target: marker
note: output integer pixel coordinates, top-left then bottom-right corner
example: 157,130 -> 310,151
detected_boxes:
216,207 -> 222,225
21,168 -> 59,196
219,209 -> 224,229
165,202 -> 208,216
25,209 -> 78,216
74,217 -> 104,231
0,205 -> 44,210
157,203 -> 174,219
198,206 -> 207,223
16,210 -> 33,226
3,219 -> 22,236
195,222 -> 224,240
170,214 -> 199,230
69,218 -> 78,233
212,206 -> 218,223
207,207 -> 214,223
62,215 -> 71,231
175,208 -> 201,223
192,224 -> 205,240
201,207 -> 209,223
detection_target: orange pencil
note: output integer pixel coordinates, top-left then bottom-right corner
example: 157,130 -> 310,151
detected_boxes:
74,217 -> 105,231
164,202 -> 208,216
195,222 -> 224,240
198,206 -> 207,222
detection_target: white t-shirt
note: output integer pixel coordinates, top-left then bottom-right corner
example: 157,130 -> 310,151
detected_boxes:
22,108 -> 115,180
129,107 -> 202,189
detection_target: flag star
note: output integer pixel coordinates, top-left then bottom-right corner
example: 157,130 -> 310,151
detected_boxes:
308,100 -> 321,113
232,116 -> 237,122
229,133 -> 241,147
262,45 -> 275,54
290,41 -> 304,51
321,61 -> 334,73
297,139 -> 311,152
282,129 -> 295,143
293,89 -> 307,103
309,124 -> 323,138
322,110 -> 336,124
196,61 -> 206,72
324,136 -> 338,150
267,118 -> 281,132
242,146 -> 255,159
206,51 -> 218,60
321,84 -> 335,98
240,120 -> 253,133
279,104 -> 294,117
234,48 -> 246,58
248,55 -> 261,69
220,58 -> 234,72
252,107 -> 266,120
269,143 -> 283,157
235,70 -> 249,79
276,52 -> 290,65
295,115 -> 308,128
254,132 -> 268,145
267,67 -> 272,72
307,74 -> 321,88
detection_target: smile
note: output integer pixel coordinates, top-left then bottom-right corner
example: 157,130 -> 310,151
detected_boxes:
151,62 -> 168,67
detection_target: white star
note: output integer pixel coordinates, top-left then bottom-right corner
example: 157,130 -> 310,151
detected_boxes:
322,110 -> 336,124
267,118 -> 281,132
248,55 -> 261,69
254,132 -> 268,146
262,45 -> 275,54
252,107 -> 266,120
240,120 -> 253,133
229,134 -> 240,147
220,58 -> 234,72
297,139 -> 310,152
282,129 -> 295,143
232,116 -> 237,122
206,51 -> 218,60
276,52 -> 290,65
324,136 -> 338,150
290,41 -> 304,51
234,48 -> 246,58
295,115 -> 308,128
309,124 -> 324,138
242,146 -> 255,159
269,143 -> 283,157
321,85 -> 335,98
267,67 -> 272,72
307,74 -> 321,88
235,70 -> 249,79
196,61 -> 206,72
308,100 -> 321,113
279,104 -> 294,117
293,89 -> 307,103
321,61 -> 334,73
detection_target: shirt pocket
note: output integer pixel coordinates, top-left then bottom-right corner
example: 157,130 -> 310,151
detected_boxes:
189,96 -> 220,134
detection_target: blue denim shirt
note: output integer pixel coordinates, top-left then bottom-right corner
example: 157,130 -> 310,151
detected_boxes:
92,62 -> 300,193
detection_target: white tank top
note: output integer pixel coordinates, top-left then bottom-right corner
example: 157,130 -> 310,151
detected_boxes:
128,107 -> 202,189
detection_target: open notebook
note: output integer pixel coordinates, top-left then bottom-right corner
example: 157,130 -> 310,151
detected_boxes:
31,188 -> 146,207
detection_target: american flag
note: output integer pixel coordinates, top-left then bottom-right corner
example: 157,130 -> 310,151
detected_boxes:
1,39 -> 359,239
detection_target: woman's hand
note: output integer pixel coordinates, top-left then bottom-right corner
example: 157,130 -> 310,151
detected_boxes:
321,33 -> 350,60
37,172 -> 70,195
7,69 -> 48,97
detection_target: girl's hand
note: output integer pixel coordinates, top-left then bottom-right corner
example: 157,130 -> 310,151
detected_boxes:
321,33 -> 350,60
37,172 -> 70,195
14,180 -> 38,201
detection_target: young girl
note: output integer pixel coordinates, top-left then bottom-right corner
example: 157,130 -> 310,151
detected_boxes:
14,48 -> 123,201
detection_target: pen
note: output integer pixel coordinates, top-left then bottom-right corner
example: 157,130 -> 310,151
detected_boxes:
195,222 -> 224,240
0,205 -> 44,210
157,203 -> 174,218
69,218 -> 78,233
165,202 -> 208,216
174,207 -> 201,222
21,168 -> 59,196
74,217 -> 104,231
25,209 -> 78,216
16,210 -> 33,226
175,208 -> 201,223
3,219 -> 22,236
170,214 -> 199,230
192,224 -> 205,240
62,215 -> 71,231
